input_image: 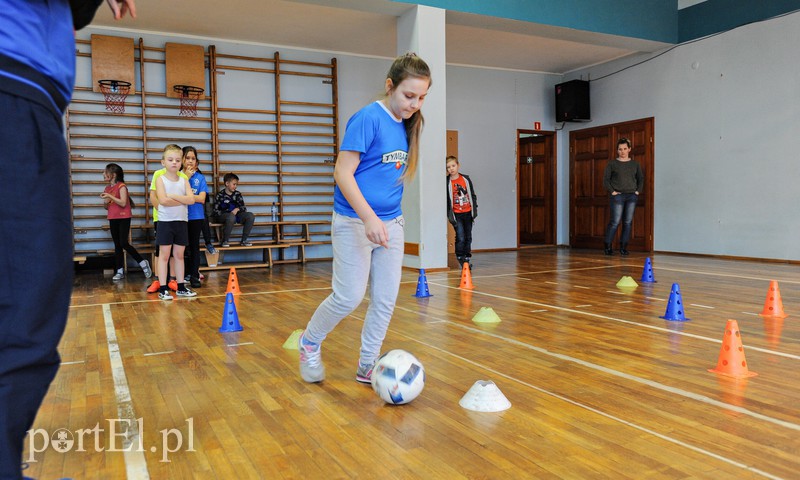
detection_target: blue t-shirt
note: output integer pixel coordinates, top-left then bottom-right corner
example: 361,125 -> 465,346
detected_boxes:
334,101 -> 408,220
187,171 -> 210,221
0,1 -> 76,104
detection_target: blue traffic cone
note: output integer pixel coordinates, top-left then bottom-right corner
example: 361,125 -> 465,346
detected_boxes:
660,283 -> 690,321
219,292 -> 243,332
640,257 -> 656,283
413,269 -> 432,298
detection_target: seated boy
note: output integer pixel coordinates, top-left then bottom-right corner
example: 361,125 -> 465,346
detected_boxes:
213,173 -> 256,247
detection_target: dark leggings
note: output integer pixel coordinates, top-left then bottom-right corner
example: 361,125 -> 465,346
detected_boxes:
109,218 -> 144,270
201,215 -> 213,245
186,219 -> 204,279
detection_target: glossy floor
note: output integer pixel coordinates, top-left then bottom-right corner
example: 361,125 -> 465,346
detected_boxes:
25,249 -> 800,479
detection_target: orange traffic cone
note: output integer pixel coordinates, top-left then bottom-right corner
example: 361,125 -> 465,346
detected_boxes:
759,280 -> 787,318
708,319 -> 757,378
226,267 -> 240,295
459,262 -> 474,290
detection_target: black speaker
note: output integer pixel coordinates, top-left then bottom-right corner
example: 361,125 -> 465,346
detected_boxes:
555,79 -> 590,122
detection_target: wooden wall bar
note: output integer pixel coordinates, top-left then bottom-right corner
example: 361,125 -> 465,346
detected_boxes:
69,37 -> 336,261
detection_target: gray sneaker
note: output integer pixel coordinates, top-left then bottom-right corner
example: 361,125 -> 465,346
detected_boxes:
140,260 -> 152,279
112,269 -> 124,281
298,331 -> 325,383
355,362 -> 374,384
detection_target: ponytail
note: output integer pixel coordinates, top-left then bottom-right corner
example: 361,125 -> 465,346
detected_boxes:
385,53 -> 431,182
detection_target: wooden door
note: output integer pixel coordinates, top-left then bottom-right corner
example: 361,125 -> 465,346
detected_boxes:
569,118 -> 653,251
518,131 -> 556,245
446,130 -> 458,254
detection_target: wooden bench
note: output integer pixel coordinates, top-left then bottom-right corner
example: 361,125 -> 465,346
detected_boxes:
207,220 -> 328,245
202,219 -> 329,270
200,240 -> 327,271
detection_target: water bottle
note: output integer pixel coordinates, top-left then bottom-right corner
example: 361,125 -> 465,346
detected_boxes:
271,202 -> 278,222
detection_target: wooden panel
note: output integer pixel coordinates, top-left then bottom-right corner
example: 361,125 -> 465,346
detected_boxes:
404,242 -> 420,256
165,43 -> 206,98
446,130 -> 458,157
446,130 -> 458,255
91,34 -> 135,93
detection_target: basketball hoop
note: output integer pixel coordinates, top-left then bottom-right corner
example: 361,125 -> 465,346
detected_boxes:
98,79 -> 131,114
174,85 -> 204,117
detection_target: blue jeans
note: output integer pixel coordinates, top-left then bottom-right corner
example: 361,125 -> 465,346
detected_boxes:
605,193 -> 638,244
453,212 -> 473,259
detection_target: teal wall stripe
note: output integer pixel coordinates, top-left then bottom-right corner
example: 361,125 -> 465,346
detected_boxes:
398,0 -> 678,43
680,0 -> 800,42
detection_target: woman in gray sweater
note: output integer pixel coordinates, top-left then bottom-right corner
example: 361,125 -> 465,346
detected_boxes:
603,138 -> 643,255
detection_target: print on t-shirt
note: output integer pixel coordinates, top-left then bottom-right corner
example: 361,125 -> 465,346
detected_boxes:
451,177 -> 471,213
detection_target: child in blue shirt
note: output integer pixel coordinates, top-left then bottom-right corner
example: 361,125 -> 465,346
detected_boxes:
298,53 -> 431,384
182,146 -> 211,287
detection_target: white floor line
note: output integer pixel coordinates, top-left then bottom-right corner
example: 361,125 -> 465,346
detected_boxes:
226,342 -> 254,347
656,267 -> 800,284
573,285 -> 591,289
574,304 -> 592,308
617,300 -> 633,304
741,312 -> 759,316
426,282 -> 800,361
690,304 -> 715,309
103,304 -> 150,480
529,309 -> 548,313
387,309 -> 786,480
60,360 -> 85,365
142,351 -> 174,357
646,296 -> 665,301
545,281 -> 559,285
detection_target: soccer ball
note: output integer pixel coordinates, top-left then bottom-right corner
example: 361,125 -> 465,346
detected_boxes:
371,349 -> 425,405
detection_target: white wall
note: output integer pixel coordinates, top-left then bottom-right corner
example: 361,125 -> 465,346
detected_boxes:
558,11 -> 800,260
446,65 -> 561,251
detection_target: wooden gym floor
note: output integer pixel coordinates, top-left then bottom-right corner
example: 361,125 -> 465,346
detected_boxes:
25,248 -> 800,479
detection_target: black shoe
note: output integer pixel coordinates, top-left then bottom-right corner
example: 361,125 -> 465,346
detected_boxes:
457,256 -> 465,267
466,257 -> 473,270
190,277 -> 202,288
620,244 -> 630,256
604,243 -> 614,255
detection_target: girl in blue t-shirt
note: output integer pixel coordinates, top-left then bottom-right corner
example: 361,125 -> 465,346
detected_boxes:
182,146 -> 211,288
298,53 -> 431,384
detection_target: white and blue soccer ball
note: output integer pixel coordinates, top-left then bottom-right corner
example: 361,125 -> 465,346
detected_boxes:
371,349 -> 425,405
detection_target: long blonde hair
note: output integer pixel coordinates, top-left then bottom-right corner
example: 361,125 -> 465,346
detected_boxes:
385,53 -> 431,181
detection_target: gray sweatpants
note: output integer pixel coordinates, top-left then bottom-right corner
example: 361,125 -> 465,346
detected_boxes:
304,212 -> 405,366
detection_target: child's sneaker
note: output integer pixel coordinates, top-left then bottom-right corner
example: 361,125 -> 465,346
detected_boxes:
298,331 -> 325,383
220,241 -> 230,248
146,280 -> 161,293
158,290 -> 173,301
140,259 -> 152,278
176,288 -> 197,297
168,279 -> 178,291
184,275 -> 191,282
355,362 -> 374,384
241,241 -> 253,247
206,244 -> 217,254
189,277 -> 202,289
112,269 -> 124,281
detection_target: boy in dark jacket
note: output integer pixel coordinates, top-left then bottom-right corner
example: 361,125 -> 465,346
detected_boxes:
213,173 -> 256,247
446,156 -> 478,268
